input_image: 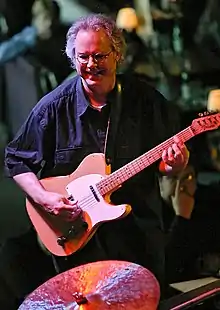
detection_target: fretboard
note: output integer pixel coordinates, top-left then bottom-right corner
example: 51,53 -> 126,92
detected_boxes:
96,126 -> 194,195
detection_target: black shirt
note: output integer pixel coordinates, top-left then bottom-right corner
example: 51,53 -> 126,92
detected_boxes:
4,73 -> 181,286
4,73 -> 180,221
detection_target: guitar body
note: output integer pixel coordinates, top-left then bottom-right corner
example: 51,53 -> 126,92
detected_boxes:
26,112 -> 220,256
26,153 -> 131,256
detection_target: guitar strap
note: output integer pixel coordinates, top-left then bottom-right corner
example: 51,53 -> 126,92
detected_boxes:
104,78 -> 122,167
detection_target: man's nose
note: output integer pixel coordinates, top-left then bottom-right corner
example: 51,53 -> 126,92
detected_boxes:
87,56 -> 97,67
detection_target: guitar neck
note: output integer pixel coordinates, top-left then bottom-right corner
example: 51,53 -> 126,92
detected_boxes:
97,126 -> 194,195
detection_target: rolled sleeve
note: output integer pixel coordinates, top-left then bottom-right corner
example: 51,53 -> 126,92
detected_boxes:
4,110 -> 49,178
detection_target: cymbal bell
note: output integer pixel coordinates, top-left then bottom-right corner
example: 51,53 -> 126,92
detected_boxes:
18,260 -> 160,310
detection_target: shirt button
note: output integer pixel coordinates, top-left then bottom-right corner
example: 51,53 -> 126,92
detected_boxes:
40,119 -> 47,128
58,154 -> 64,160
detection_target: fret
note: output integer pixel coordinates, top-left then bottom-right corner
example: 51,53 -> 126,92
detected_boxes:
96,126 -> 194,195
96,112 -> 220,195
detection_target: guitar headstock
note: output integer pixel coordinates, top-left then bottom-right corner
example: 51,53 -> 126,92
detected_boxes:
191,111 -> 220,135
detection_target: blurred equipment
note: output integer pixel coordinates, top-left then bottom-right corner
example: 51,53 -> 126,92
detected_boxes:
116,7 -> 139,32
207,129 -> 220,172
116,6 -> 151,74
207,89 -> 220,112
18,260 -> 160,310
159,279 -> 220,309
134,0 -> 154,41
206,89 -> 220,171
195,0 -> 220,51
4,56 -> 57,137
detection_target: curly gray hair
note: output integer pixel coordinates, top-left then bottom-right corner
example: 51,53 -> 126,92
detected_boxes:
65,14 -> 126,68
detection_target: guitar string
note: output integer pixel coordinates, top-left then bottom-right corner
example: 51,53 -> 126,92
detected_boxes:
75,131 -> 194,211
74,125 -> 210,212
96,130 -> 193,195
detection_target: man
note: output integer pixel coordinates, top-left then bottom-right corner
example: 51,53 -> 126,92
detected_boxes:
161,162 -> 220,283
160,164 -> 197,283
4,13 -> 188,295
0,0 -> 53,65
0,0 -> 71,83
0,0 -> 34,38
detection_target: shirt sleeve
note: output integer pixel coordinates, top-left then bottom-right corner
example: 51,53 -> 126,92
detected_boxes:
0,26 -> 37,65
4,106 -> 53,178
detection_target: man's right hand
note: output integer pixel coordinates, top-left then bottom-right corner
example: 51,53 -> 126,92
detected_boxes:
13,173 -> 82,221
38,191 -> 82,221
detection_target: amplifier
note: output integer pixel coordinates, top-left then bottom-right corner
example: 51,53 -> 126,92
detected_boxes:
159,280 -> 220,309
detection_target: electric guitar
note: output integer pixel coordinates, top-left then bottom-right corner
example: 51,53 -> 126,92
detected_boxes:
26,112 -> 220,256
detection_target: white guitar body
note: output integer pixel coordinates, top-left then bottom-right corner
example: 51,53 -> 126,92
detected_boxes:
26,153 -> 131,256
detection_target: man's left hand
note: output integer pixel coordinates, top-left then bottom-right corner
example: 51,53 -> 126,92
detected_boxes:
160,136 -> 189,175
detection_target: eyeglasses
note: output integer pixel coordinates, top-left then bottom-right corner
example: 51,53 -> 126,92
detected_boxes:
76,50 -> 112,64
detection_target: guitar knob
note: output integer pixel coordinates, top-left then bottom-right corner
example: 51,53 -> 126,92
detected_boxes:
82,221 -> 88,230
68,227 -> 75,234
57,236 -> 67,247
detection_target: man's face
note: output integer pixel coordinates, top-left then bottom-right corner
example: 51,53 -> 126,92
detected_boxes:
74,29 -> 118,95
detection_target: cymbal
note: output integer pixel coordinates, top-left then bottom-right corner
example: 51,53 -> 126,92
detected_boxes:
18,260 -> 160,310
